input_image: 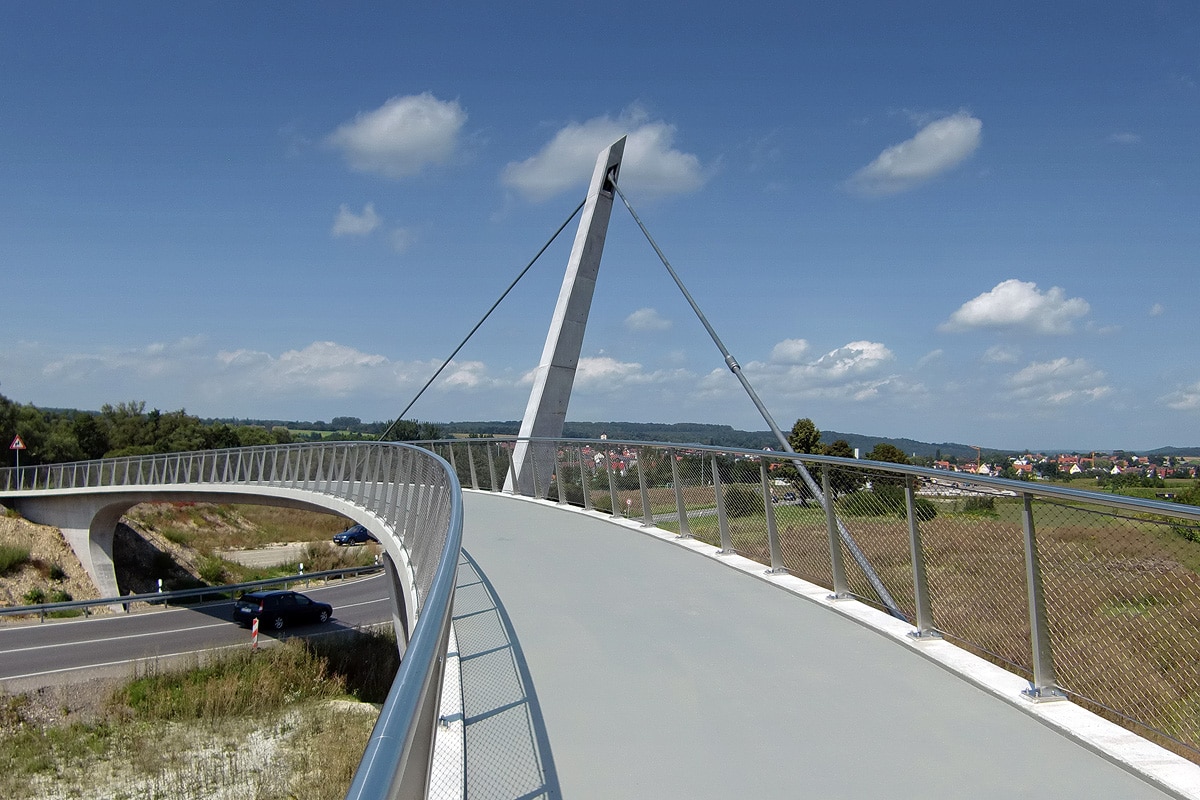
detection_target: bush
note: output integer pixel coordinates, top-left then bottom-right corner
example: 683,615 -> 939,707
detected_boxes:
723,484 -> 764,518
47,562 -> 67,581
197,557 -> 227,585
22,587 -> 46,605
960,496 -> 997,516
910,497 -> 938,522
836,487 -> 936,521
49,589 -> 73,603
838,490 -> 897,517
0,545 -> 30,576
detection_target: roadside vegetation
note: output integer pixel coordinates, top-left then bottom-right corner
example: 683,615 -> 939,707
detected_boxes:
116,502 -> 378,595
0,630 -> 398,799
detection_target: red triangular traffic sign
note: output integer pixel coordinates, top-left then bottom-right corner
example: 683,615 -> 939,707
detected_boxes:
9,435 -> 25,450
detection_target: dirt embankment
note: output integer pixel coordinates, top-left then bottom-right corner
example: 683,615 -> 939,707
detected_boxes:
0,510 -> 213,612
0,514 -> 100,608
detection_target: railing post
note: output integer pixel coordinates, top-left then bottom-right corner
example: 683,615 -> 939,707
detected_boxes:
822,465 -> 851,598
486,443 -> 498,492
637,447 -> 654,527
905,476 -> 939,639
761,460 -> 787,573
607,450 -> 620,518
503,445 -> 519,495
467,442 -> 480,491
555,445 -> 568,505
579,446 -> 593,511
669,448 -> 691,539
713,455 -> 734,554
1020,492 -> 1065,702
529,443 -> 543,499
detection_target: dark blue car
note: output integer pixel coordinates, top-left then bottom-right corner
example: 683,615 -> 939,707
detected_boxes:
233,589 -> 332,630
332,524 -> 373,545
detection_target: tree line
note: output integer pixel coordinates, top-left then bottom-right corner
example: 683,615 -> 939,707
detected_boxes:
0,393 -> 440,467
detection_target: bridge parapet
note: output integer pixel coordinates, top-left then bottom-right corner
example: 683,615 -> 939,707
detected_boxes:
1,442 -> 463,799
424,435 -> 1200,765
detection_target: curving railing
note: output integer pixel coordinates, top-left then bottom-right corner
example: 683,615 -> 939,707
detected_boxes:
1,442 -> 463,800
425,435 -> 1200,761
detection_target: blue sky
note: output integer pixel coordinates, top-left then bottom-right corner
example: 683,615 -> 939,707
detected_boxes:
2,2 -> 1198,452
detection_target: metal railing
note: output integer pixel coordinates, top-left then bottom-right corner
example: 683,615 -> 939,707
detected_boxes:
424,435 -> 1200,759
1,441 -> 463,800
0,564 -> 384,621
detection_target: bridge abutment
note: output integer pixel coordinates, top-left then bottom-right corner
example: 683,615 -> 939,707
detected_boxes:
13,495 -> 132,599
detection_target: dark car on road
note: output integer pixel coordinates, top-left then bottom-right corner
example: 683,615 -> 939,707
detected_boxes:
233,589 -> 333,630
332,524 -> 373,546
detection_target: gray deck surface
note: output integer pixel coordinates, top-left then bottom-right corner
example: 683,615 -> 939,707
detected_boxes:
456,491 -> 1179,800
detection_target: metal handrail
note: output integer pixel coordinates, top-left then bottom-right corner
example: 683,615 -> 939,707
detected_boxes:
420,435 -> 1200,522
0,564 -> 384,620
346,483 -> 462,799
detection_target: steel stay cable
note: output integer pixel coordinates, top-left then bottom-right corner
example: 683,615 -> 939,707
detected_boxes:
611,180 -> 902,616
377,197 -> 587,442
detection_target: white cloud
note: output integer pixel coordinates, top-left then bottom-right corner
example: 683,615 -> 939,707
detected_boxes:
1006,358 -> 1112,405
326,93 -> 466,179
847,111 -> 982,196
1107,132 -> 1142,145
941,279 -> 1090,335
217,341 -> 389,395
440,360 -> 505,390
1160,382 -> 1200,411
770,339 -> 810,364
982,345 -> 1020,364
390,227 -> 416,253
624,308 -> 671,332
916,349 -> 944,368
728,340 -> 916,406
331,203 -> 380,237
1150,303 -> 1165,317
804,341 -> 895,380
520,354 -> 690,394
502,105 -> 706,201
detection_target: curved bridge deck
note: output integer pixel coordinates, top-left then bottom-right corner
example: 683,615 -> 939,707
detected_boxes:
456,491 -> 1188,799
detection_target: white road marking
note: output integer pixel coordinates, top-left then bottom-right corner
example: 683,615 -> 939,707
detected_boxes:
1,597 -> 389,655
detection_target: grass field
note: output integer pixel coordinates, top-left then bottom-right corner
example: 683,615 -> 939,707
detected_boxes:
0,629 -> 397,799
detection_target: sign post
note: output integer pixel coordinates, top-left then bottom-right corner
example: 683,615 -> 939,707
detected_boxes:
9,435 -> 25,471
251,617 -> 259,651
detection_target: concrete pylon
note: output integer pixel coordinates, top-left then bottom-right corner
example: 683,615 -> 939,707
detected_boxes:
506,137 -> 626,496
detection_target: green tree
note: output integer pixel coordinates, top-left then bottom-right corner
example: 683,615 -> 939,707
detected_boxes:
787,418 -> 822,454
866,443 -> 909,465
73,413 -> 109,459
821,439 -> 862,497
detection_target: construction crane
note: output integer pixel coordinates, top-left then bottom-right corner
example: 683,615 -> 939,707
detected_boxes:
971,445 -> 982,472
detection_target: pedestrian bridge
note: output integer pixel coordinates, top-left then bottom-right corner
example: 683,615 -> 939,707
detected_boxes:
453,490 -> 1191,799
5,440 -> 1200,799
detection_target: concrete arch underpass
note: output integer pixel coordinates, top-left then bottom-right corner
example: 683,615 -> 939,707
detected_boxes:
14,486 -> 403,610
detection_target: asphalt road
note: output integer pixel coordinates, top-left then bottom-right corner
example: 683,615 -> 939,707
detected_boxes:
0,574 -> 391,692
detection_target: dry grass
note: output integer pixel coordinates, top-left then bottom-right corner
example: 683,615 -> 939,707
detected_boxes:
0,631 -> 395,799
125,503 -> 349,555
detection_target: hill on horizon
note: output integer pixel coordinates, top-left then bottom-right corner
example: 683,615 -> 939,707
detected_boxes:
442,420 -> 988,460
439,420 -> 1200,459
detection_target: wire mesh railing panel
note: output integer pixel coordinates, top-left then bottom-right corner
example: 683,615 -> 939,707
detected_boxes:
917,487 -> 1034,674
1033,497 -> 1200,749
815,464 -> 917,616
671,454 -> 717,541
